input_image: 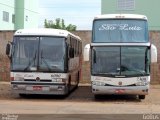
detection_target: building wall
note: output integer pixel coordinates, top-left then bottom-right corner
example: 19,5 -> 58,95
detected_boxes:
0,31 -> 13,81
101,0 -> 160,30
15,0 -> 24,29
0,0 -> 15,30
23,0 -> 38,29
150,31 -> 160,84
0,0 -> 38,30
15,0 -> 38,30
0,31 -> 160,84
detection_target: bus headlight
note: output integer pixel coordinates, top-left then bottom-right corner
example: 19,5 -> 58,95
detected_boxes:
14,77 -> 24,81
136,77 -> 149,86
52,78 -> 66,83
56,78 -> 63,82
136,80 -> 148,86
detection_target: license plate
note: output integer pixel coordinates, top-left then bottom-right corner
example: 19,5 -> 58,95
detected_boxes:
26,86 -> 49,91
115,89 -> 125,94
33,86 -> 42,91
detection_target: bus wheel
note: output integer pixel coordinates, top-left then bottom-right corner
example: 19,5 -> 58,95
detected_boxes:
76,72 -> 80,87
94,95 -> 100,99
19,94 -> 26,97
67,77 -> 71,94
138,95 -> 145,100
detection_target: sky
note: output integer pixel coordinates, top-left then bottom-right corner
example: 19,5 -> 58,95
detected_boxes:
38,0 -> 101,30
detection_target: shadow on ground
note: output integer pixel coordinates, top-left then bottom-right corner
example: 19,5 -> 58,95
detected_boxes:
12,86 -> 140,102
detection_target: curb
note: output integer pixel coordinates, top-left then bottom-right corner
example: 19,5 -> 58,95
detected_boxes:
0,82 -> 10,85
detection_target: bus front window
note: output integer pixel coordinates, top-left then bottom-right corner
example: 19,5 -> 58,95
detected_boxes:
91,46 -> 150,77
12,37 -> 66,72
93,19 -> 148,43
120,47 -> 150,76
39,37 -> 65,72
92,47 -> 120,76
12,37 -> 39,71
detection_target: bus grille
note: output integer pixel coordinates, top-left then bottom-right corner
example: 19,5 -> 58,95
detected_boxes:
24,79 -> 52,82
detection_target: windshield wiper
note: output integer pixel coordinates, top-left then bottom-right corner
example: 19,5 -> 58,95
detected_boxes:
40,50 -> 52,71
121,65 -> 146,76
24,51 -> 37,71
129,69 -> 146,76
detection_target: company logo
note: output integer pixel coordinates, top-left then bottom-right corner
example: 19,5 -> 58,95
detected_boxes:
15,74 -> 22,77
24,74 -> 34,78
99,24 -> 142,31
36,77 -> 40,81
118,81 -> 122,86
51,74 -> 61,78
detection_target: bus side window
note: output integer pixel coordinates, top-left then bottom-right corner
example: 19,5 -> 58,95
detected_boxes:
77,41 -> 79,55
74,39 -> 76,56
75,39 -> 77,56
69,37 -> 74,58
67,37 -> 71,58
79,42 -> 82,55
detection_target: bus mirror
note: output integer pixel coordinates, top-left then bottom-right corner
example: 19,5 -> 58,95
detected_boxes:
151,44 -> 157,63
69,48 -> 74,58
6,42 -> 12,58
84,44 -> 90,61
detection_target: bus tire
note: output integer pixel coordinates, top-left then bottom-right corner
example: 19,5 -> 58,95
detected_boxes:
138,95 -> 145,99
19,94 -> 26,97
67,77 -> 71,94
94,94 -> 100,99
76,72 -> 80,87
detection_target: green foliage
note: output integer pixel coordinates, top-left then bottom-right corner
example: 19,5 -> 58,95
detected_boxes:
44,18 -> 77,31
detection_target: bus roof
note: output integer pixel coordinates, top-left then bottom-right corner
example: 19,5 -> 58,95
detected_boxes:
94,14 -> 147,20
14,28 -> 81,40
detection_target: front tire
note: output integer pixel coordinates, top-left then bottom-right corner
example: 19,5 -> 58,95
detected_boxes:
19,94 -> 26,97
67,78 -> 71,95
94,94 -> 100,99
76,72 -> 80,87
139,95 -> 145,100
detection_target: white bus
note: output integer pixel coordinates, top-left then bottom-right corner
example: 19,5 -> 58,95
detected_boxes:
6,28 -> 82,96
84,14 -> 157,99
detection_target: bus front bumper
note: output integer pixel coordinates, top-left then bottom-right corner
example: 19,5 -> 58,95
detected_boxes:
11,81 -> 68,95
92,85 -> 149,95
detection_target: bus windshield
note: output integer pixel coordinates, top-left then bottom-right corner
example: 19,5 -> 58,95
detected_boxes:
91,46 -> 150,77
12,36 -> 65,72
39,37 -> 65,72
93,19 -> 148,43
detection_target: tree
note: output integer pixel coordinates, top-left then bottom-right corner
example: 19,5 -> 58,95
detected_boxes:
44,18 -> 77,31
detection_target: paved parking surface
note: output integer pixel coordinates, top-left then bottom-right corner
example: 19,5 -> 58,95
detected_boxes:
0,82 -> 160,116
